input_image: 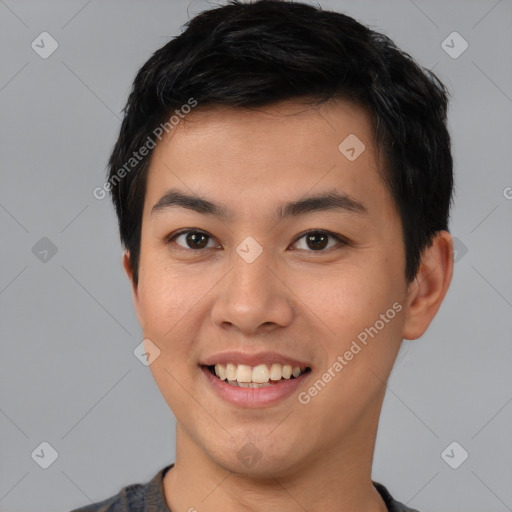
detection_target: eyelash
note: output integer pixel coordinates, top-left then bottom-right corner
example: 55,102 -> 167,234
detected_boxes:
165,229 -> 349,253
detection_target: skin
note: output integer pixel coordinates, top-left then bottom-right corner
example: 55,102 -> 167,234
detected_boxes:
122,98 -> 453,512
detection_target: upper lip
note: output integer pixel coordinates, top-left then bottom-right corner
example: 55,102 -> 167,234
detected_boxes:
200,351 -> 311,368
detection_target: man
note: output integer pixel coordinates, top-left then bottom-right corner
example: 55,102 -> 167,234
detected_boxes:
74,0 -> 453,510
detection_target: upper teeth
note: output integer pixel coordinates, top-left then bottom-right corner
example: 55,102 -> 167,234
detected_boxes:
214,363 -> 305,383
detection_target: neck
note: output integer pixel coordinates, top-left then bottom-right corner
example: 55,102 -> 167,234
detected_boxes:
162,405 -> 388,512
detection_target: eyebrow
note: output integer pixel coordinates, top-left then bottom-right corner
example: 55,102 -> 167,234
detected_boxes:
151,188 -> 367,220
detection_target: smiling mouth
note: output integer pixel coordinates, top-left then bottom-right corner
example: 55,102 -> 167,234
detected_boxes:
205,363 -> 312,388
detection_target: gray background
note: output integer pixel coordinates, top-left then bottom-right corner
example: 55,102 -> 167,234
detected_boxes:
1,0 -> 511,511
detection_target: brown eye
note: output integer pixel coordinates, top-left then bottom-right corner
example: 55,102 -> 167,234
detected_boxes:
184,232 -> 209,249
292,230 -> 347,251
305,232 -> 329,250
169,230 -> 218,250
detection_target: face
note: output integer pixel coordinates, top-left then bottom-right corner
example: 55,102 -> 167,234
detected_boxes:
125,99 -> 415,477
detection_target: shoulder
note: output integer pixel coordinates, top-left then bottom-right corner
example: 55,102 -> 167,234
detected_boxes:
67,465 -> 173,512
68,482 -> 145,512
373,481 -> 421,512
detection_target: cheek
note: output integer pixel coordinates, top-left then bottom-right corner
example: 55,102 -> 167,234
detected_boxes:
297,270 -> 405,419
137,257 -> 206,326
294,264 -> 405,364
136,269 -> 191,350
136,262 -> 222,366
295,265 -> 392,327
137,270 -> 202,403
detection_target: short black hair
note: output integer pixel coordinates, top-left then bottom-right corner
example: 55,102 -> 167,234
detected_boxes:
107,0 -> 453,286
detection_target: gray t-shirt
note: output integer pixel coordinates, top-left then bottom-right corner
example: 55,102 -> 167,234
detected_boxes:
69,464 -> 419,512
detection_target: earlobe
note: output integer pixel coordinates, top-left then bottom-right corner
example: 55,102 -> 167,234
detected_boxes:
122,251 -> 142,323
122,250 -> 135,285
402,231 -> 454,340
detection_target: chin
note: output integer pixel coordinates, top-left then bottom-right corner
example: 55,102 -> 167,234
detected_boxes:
201,430 -> 310,480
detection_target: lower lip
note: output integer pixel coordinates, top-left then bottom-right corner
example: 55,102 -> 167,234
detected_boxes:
201,366 -> 310,408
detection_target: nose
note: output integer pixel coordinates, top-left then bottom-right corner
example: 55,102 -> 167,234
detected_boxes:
210,247 -> 294,335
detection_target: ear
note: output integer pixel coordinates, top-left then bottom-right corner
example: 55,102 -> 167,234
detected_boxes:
122,250 -> 143,327
402,231 -> 454,340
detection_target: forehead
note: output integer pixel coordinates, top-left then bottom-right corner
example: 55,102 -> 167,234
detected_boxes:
163,98 -> 376,157
143,98 -> 390,220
